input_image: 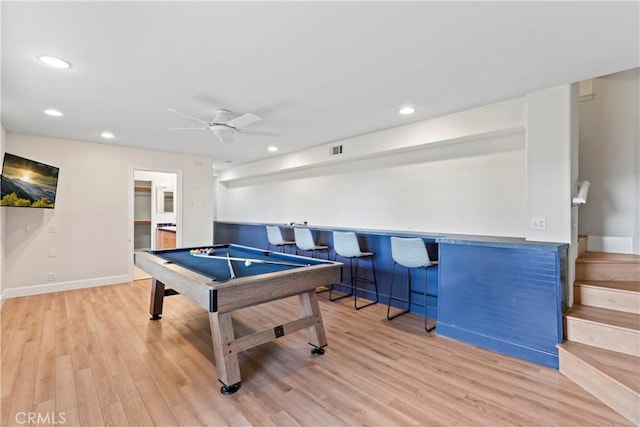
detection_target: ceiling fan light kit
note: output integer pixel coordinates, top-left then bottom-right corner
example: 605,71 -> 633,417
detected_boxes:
211,125 -> 234,143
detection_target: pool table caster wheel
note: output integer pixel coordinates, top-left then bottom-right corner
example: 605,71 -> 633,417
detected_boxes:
220,382 -> 241,395
310,346 -> 325,356
150,314 -> 162,320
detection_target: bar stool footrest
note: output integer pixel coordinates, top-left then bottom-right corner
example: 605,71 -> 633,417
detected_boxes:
355,299 -> 377,310
387,308 -> 410,320
329,288 -> 353,301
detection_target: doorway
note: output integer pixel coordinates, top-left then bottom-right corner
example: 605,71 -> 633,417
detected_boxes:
130,169 -> 180,281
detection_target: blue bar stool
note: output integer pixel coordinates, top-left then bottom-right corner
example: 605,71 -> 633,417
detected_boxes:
266,225 -> 296,253
330,231 -> 378,310
387,237 -> 437,332
293,227 -> 330,259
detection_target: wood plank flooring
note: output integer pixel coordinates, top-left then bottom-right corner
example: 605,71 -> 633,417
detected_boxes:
1,280 -> 634,426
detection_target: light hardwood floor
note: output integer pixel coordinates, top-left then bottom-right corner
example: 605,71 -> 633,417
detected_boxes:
1,280 -> 633,426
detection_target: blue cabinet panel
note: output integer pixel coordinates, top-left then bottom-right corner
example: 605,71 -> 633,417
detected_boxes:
437,243 -> 567,368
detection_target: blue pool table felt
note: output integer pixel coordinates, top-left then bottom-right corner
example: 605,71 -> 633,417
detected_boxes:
149,244 -> 325,282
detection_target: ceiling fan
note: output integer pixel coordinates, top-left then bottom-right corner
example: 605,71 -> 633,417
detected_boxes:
166,108 -> 278,143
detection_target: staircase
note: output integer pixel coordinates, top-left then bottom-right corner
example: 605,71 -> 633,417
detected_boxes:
558,236 -> 640,425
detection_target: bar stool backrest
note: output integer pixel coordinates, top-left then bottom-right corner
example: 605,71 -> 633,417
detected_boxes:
294,228 -> 317,251
333,231 -> 363,258
266,225 -> 286,245
390,237 -> 432,268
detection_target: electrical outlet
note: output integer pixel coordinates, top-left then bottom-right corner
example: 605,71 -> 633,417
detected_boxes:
49,248 -> 57,258
531,217 -> 547,230
49,224 -> 56,233
46,273 -> 56,281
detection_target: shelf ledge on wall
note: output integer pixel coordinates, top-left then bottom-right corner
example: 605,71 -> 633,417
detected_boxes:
218,97 -> 526,184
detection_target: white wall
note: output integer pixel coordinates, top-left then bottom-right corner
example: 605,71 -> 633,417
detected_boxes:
220,132 -> 526,235
0,125 -> 6,302
217,99 -> 528,237
3,133 -> 214,298
578,67 -> 640,254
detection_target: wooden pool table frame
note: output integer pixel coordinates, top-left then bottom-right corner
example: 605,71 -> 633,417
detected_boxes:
134,244 -> 342,394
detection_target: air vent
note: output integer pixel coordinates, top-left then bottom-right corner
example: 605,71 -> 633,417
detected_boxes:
330,145 -> 343,156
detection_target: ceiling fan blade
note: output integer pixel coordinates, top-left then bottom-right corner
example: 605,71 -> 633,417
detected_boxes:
167,127 -> 208,131
227,112 -> 261,128
236,128 -> 279,137
166,108 -> 209,125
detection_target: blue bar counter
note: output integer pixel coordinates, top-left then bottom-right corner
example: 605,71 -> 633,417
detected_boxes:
213,221 -> 568,368
436,236 -> 568,368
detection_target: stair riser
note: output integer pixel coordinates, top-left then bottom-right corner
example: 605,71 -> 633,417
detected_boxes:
558,348 -> 639,425
578,237 -> 588,258
574,286 -> 640,314
576,263 -> 640,281
565,319 -> 639,357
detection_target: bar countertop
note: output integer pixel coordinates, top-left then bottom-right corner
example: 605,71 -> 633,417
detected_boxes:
214,220 -> 568,252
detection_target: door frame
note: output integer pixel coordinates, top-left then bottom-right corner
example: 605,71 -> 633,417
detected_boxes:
128,167 -> 183,281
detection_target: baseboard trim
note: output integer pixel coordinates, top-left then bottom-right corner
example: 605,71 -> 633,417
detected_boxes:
586,235 -> 638,255
1,274 -> 131,299
436,322 -> 559,368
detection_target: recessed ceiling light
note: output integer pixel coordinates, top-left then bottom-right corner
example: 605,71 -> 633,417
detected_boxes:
37,56 -> 71,69
267,146 -> 278,152
398,106 -> 415,115
44,109 -> 63,117
100,131 -> 115,139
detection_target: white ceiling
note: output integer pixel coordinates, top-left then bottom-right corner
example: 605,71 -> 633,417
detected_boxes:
2,1 -> 638,170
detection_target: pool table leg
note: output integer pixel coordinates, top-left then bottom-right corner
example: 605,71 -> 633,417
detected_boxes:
209,311 -> 242,394
299,290 -> 328,353
150,279 -> 165,320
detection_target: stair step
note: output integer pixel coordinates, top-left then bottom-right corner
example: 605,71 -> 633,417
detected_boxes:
578,252 -> 640,263
574,280 -> 640,314
565,305 -> 640,356
576,252 -> 640,281
558,341 -> 640,425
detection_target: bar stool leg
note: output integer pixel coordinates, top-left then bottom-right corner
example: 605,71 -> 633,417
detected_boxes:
408,267 -> 413,309
387,262 -> 410,320
354,257 -> 376,310
330,256 -> 353,301
371,257 -> 379,303
424,268 -> 435,332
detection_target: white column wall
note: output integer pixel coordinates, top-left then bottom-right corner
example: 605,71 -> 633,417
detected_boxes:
3,133 -> 214,298
525,85 -> 575,244
525,84 -> 578,305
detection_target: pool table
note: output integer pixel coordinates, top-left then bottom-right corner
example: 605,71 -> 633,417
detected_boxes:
134,244 -> 342,394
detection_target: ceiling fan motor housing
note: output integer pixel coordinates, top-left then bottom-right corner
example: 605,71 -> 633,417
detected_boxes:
213,109 -> 233,123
